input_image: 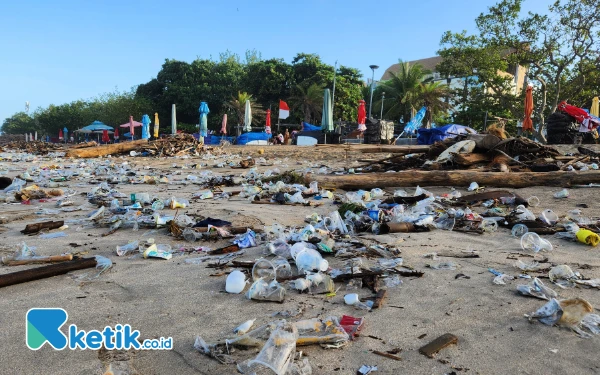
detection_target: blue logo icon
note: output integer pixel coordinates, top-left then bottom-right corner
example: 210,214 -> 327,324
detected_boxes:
26,308 -> 68,350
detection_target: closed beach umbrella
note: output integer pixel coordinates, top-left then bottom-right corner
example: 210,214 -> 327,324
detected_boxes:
114,127 -> 119,140
265,109 -> 272,134
243,100 -> 252,132
141,114 -> 151,140
199,102 -> 209,137
59,129 -> 63,140
129,116 -> 134,140
522,85 -> 534,132
321,89 -> 334,132
102,130 -> 110,143
221,114 -> 227,135
592,97 -> 599,117
154,113 -> 160,138
357,100 -> 367,131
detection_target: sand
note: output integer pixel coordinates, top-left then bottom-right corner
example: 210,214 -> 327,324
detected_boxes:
0,145 -> 599,375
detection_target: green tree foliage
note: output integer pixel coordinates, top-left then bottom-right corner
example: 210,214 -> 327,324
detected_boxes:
438,0 -> 600,139
1,90 -> 151,137
290,83 -> 324,123
2,112 -> 36,134
3,51 -> 364,135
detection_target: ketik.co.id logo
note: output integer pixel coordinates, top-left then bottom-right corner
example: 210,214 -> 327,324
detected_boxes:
26,308 -> 172,350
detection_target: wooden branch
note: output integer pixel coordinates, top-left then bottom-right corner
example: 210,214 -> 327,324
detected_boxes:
0,257 -> 97,288
3,254 -> 73,266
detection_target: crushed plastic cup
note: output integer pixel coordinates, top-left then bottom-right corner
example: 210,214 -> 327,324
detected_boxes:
527,196 -> 540,207
183,228 -> 202,242
295,248 -> 329,273
511,224 -> 529,237
151,199 -> 165,211
467,182 -> 479,191
168,197 -> 189,209
517,277 -> 557,300
272,256 -> 292,278
246,279 -> 286,302
293,278 -> 311,291
521,232 -> 553,253
252,258 -> 276,282
553,189 -> 569,199
116,241 -> 139,256
429,262 -> 457,270
480,218 -> 498,232
226,270 -> 247,294
539,209 -> 558,225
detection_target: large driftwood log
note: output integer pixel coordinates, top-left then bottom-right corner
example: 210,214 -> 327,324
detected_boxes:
307,170 -> 600,189
66,140 -> 148,158
357,145 -> 431,154
0,257 -> 97,288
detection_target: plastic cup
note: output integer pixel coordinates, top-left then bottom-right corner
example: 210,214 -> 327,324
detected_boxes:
527,196 -> 540,207
511,224 -> 529,237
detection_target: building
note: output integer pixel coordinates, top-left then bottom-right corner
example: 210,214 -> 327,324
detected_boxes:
380,54 -> 528,96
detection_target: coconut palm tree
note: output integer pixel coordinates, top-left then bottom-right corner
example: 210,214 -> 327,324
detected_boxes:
405,82 -> 453,128
290,83 -> 323,123
226,92 -> 265,127
374,61 -> 431,120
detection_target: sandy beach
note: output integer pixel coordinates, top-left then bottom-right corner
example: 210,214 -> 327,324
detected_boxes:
0,145 -> 599,375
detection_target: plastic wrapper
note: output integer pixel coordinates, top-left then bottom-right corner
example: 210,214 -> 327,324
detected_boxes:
234,229 -> 257,249
517,278 -> 557,300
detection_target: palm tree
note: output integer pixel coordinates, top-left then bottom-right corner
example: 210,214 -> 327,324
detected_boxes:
226,92 -> 265,127
290,83 -> 323,123
406,82 -> 453,128
375,61 -> 431,120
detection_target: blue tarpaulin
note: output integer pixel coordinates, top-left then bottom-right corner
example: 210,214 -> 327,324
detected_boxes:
417,124 -> 477,145
236,132 -> 272,145
207,135 -> 234,145
302,122 -> 321,131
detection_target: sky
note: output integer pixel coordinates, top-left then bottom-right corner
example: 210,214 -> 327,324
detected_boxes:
0,0 -> 552,123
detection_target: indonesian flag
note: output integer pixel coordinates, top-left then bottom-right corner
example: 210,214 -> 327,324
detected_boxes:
279,100 -> 289,119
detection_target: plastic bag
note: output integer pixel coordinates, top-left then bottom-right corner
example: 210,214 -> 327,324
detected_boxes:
226,270 -> 247,294
237,321 -> 298,375
517,278 -> 557,300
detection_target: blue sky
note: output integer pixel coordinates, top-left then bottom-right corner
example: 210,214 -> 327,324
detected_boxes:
0,0 -> 552,123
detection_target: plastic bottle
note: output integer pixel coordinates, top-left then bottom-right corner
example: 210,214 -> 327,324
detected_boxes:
226,270 -> 247,294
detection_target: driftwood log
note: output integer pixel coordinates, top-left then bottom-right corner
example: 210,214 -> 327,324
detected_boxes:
66,140 -> 148,158
0,257 -> 97,288
306,171 -> 600,189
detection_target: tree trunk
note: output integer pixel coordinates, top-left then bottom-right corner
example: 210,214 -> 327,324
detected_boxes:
306,170 -> 600,189
66,140 -> 148,158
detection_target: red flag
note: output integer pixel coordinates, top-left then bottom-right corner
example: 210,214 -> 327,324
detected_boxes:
102,130 -> 109,143
279,100 -> 289,119
114,127 -> 119,139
